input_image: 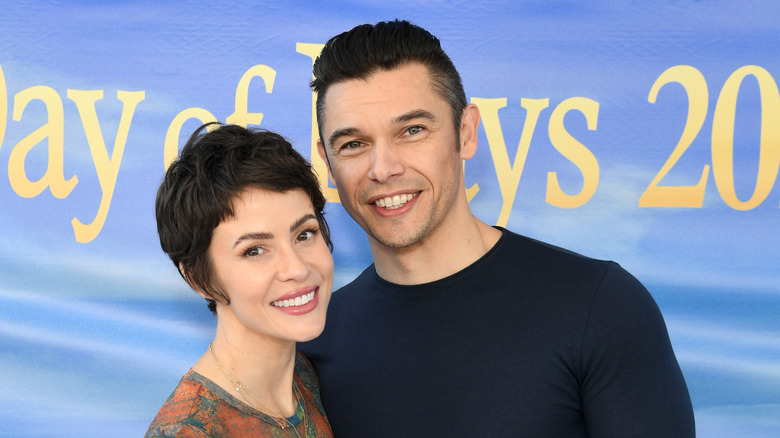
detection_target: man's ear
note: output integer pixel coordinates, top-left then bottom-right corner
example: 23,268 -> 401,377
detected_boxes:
317,138 -> 337,186
459,103 -> 480,160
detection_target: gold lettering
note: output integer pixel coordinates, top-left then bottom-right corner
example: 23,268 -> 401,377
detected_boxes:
10,86 -> 76,198
226,64 -> 276,128
712,65 -> 780,210
464,160 -> 479,202
163,108 -> 218,170
471,97 -> 549,226
296,42 -> 340,203
640,65 -> 710,208
67,89 -> 145,243
546,97 -> 600,208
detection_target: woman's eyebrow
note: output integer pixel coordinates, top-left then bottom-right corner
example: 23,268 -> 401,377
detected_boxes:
231,214 -> 316,248
233,231 -> 273,249
290,214 -> 317,232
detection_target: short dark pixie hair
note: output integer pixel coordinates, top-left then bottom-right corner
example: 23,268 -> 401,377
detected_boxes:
312,19 -> 467,148
155,123 -> 331,313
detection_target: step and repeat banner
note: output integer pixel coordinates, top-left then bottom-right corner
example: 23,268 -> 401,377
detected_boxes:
2,1 -> 778,436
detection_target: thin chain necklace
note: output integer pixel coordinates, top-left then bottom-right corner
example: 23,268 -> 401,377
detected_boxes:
208,343 -> 309,437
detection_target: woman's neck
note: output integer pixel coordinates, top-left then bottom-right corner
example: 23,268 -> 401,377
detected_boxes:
194,324 -> 298,417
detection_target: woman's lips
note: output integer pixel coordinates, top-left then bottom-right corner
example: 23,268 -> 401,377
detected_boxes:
270,286 -> 320,315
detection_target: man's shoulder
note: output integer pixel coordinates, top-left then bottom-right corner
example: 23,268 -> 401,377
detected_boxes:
495,227 -> 610,269
488,228 -> 647,301
332,264 -> 378,294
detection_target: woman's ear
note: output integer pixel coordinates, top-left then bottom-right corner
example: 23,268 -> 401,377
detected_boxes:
179,263 -> 210,300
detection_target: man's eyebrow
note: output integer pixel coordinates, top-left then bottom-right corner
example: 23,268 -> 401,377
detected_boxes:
328,127 -> 359,151
392,109 -> 437,125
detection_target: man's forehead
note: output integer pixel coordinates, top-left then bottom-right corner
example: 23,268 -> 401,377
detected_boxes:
321,65 -> 441,126
323,63 -> 435,104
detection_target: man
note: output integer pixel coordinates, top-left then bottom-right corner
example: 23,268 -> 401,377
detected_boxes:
299,20 -> 695,437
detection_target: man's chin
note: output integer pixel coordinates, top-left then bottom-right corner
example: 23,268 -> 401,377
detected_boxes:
366,225 -> 426,250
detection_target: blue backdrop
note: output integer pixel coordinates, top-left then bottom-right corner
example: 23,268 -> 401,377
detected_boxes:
1,1 -> 779,437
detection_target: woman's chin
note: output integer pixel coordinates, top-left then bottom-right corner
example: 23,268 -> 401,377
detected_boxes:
288,320 -> 327,344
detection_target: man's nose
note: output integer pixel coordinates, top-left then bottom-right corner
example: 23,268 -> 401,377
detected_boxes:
367,142 -> 404,183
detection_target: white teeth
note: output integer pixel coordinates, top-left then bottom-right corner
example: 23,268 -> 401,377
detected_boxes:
375,193 -> 417,209
271,291 -> 315,308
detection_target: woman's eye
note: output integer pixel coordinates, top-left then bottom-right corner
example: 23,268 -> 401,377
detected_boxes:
297,228 -> 318,242
243,246 -> 264,257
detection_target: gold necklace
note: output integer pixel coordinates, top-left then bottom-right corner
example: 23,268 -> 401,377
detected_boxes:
208,343 -> 309,437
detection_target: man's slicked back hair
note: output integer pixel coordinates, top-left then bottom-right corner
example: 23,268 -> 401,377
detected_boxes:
312,19 -> 467,149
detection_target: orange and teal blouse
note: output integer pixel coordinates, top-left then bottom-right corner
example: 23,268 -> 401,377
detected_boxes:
145,352 -> 333,437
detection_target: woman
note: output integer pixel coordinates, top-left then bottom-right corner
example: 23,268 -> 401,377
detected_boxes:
146,123 -> 334,437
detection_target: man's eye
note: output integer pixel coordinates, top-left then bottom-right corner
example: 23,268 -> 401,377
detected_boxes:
341,140 -> 362,150
405,126 -> 424,135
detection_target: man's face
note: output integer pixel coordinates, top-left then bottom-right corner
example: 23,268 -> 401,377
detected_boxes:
318,62 -> 474,250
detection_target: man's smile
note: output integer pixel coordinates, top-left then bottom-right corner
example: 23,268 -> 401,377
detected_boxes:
373,192 -> 419,209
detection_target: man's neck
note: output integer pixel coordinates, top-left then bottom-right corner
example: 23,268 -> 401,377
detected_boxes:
370,215 -> 502,285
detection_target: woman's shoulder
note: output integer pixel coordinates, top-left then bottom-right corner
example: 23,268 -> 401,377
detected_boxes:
294,352 -> 319,387
145,370 -> 214,437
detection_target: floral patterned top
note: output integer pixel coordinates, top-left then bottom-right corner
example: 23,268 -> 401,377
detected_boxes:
145,352 -> 333,437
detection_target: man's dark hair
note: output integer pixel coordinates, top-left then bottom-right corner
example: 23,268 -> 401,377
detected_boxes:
155,123 -> 331,314
312,19 -> 467,148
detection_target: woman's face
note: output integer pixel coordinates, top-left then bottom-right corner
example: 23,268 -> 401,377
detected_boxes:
208,187 -> 333,345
